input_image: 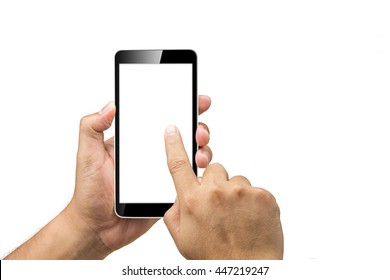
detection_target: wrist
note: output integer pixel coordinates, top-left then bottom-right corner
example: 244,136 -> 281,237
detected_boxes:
209,247 -> 283,260
60,202 -> 112,259
4,202 -> 112,260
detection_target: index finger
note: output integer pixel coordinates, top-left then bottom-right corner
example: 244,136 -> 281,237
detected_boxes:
164,125 -> 198,196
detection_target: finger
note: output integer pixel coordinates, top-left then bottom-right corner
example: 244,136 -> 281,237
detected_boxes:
202,163 -> 229,184
164,199 -> 180,242
104,136 -> 115,159
195,145 -> 213,168
229,175 -> 252,186
78,102 -> 116,151
196,122 -> 210,147
198,95 -> 211,115
165,125 -> 198,195
252,187 -> 277,202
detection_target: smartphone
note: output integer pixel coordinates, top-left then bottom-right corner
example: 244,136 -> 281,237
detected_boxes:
115,50 -> 197,218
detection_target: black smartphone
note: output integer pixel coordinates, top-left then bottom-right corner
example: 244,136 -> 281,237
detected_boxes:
115,50 -> 197,217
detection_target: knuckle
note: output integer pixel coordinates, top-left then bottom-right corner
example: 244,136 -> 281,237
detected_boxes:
208,162 -> 225,174
163,210 -> 171,224
273,204 -> 281,218
168,157 -> 189,175
79,115 -> 90,130
181,194 -> 197,215
230,175 -> 250,185
231,184 -> 247,198
79,114 -> 102,141
254,188 -> 276,202
209,162 -> 223,169
209,185 -> 224,200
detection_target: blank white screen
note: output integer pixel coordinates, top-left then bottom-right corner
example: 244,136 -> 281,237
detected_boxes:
119,64 -> 193,203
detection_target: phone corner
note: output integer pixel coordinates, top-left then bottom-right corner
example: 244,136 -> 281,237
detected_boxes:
187,49 -> 197,59
115,50 -> 125,60
114,203 -> 125,219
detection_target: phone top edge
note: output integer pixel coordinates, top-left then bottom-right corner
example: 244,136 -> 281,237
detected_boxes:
116,49 -> 196,64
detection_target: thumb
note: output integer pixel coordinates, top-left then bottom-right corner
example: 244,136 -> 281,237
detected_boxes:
78,102 -> 116,151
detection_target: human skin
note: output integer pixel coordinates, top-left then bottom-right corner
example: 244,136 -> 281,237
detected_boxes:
163,125 -> 284,259
4,95 -> 212,259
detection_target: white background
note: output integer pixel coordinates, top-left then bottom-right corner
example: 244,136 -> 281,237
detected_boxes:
1,0 -> 390,274
119,63 -> 192,203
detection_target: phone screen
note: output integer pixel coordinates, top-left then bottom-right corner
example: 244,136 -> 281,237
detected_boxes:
118,63 -> 194,204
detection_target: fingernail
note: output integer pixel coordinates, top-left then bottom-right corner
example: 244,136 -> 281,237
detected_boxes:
165,125 -> 178,136
99,101 -> 114,115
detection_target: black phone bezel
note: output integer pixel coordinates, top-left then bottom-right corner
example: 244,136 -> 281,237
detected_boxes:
115,50 -> 197,217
